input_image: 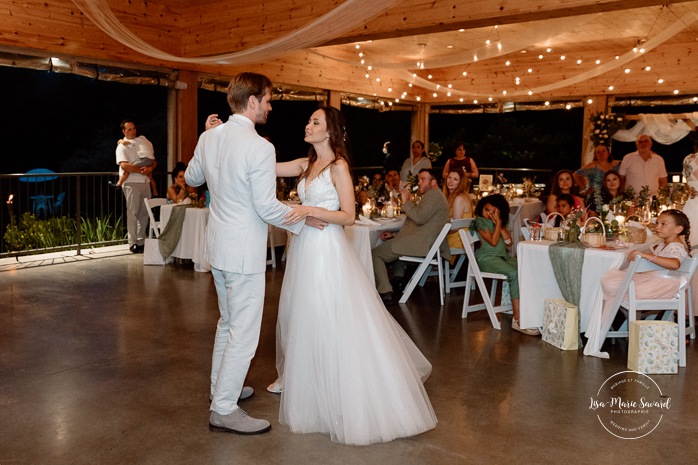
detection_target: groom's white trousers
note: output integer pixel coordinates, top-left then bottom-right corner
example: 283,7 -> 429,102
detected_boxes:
209,268 -> 265,415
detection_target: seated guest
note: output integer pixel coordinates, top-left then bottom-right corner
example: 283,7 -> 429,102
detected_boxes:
549,193 -> 586,227
372,169 -> 450,304
167,162 -> 195,203
442,169 -> 473,250
473,194 -> 539,336
441,141 -> 478,183
384,169 -> 401,196
618,134 -> 668,197
586,170 -> 631,216
546,169 -> 585,215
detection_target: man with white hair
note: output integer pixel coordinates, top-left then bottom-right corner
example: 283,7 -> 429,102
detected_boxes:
618,134 -> 668,196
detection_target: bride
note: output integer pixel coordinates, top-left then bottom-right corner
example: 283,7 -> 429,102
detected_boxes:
273,106 -> 437,445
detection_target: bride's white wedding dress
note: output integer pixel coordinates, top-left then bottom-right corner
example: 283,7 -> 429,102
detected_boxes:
277,169 -> 437,445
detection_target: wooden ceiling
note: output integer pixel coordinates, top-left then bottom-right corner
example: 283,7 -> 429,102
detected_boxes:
1,0 -> 698,105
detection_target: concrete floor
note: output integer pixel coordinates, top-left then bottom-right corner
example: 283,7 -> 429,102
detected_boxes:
1,248 -> 697,465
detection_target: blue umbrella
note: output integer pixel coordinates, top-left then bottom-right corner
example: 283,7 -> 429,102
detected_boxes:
19,168 -> 59,182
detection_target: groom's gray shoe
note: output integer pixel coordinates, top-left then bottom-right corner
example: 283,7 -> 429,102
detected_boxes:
209,409 -> 271,435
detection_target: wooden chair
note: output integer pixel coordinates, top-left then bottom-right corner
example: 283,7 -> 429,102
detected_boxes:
458,228 -> 513,329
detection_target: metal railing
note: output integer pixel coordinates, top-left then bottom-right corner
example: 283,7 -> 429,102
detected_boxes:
0,171 -> 169,257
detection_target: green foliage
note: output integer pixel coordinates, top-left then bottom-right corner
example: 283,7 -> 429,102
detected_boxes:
3,213 -> 125,252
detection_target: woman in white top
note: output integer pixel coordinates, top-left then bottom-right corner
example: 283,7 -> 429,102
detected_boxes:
399,140 -> 432,182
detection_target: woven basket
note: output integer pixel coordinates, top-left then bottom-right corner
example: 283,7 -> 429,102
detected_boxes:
580,217 -> 606,248
626,226 -> 647,244
543,212 -> 565,241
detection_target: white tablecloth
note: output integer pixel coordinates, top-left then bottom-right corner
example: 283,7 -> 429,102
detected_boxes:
517,240 -> 630,331
344,218 -> 405,282
508,199 -> 544,257
160,205 -> 211,272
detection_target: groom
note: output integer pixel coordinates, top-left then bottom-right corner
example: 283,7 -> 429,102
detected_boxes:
186,72 -> 305,435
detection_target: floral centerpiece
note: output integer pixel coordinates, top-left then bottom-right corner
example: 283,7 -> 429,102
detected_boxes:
522,176 -> 539,197
561,208 -> 585,242
590,188 -> 635,237
589,111 -> 625,146
658,182 -> 697,207
427,142 -> 442,162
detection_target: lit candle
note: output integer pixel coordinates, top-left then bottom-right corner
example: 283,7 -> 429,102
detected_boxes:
386,205 -> 394,218
616,215 -> 625,228
516,188 -> 523,196
682,176 -> 687,183
672,175 -> 680,183
362,204 -> 372,217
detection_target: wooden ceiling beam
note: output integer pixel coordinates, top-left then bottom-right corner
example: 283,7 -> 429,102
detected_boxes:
319,0 -> 684,46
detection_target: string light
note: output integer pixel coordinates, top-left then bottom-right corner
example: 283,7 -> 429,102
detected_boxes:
560,55 -> 566,60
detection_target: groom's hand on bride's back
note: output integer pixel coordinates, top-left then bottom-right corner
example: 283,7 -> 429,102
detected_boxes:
306,217 -> 327,230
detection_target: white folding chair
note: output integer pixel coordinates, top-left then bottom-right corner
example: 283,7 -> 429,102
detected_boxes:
144,198 -> 168,238
458,228 -> 513,329
604,256 -> 697,367
266,224 -> 277,268
520,226 -> 531,241
398,222 -> 452,306
444,218 -> 473,293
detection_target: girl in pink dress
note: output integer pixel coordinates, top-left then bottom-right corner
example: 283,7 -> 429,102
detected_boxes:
600,209 -> 692,314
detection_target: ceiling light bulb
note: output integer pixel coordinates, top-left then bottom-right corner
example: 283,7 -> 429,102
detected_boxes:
587,98 -> 593,104
505,61 -> 511,66
395,98 -> 399,102
560,55 -> 566,60
608,85 -> 614,90
615,56 -> 620,59
447,92 -> 452,96
462,71 -> 468,76
360,59 -> 365,64
428,74 -> 433,79
624,68 -> 630,74
408,83 -> 413,87
645,66 -> 651,71
417,96 -> 421,101
448,83 -> 452,88
527,68 -> 533,73
412,73 -> 417,77
639,48 -> 645,53
488,97 -> 493,102
497,43 -> 502,51
502,90 -> 507,95
359,52 -> 364,57
365,74 -> 369,78
595,60 -> 601,64
547,48 -> 552,53
485,39 -> 491,45
458,29 -> 465,32
633,47 -> 638,53
436,84 -> 441,89
565,104 -> 571,110
473,99 -> 478,104
545,101 -> 550,106
355,44 -> 360,49
577,59 -> 582,64
447,45 -> 454,49
367,65 -> 372,70
459,98 -> 464,102
376,78 -> 380,82
538,54 -> 543,59
433,93 -> 437,97
388,87 -> 392,92
674,89 -> 680,94
528,91 -> 533,95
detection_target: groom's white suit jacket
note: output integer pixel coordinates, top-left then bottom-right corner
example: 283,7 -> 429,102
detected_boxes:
186,114 -> 302,274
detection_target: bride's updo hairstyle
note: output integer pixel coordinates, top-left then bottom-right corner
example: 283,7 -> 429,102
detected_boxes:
300,106 -> 351,181
661,209 -> 692,254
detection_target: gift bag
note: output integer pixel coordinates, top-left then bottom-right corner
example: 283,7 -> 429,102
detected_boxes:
541,298 -> 579,350
628,320 -> 678,374
143,238 -> 165,266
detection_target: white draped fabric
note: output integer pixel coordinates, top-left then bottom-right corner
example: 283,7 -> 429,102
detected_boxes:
613,112 -> 698,145
71,0 -> 403,65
